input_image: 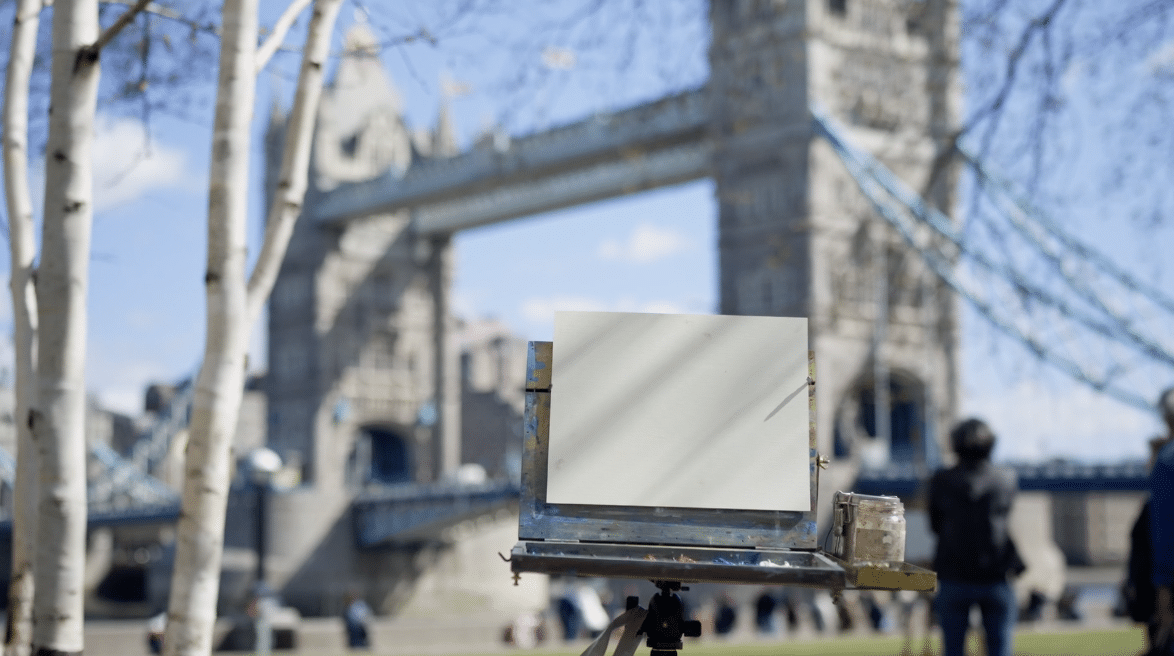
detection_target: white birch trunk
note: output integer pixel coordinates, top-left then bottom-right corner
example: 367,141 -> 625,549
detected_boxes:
2,2 -> 43,655
31,0 -> 100,653
247,0 -> 345,326
163,1 -> 257,654
164,3 -> 345,652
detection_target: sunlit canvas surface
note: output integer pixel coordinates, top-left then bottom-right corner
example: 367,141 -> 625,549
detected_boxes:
547,311 -> 810,511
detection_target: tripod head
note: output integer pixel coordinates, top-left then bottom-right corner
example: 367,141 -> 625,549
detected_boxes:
627,581 -> 702,656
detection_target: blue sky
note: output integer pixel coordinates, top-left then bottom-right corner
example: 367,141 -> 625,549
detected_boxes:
452,182 -> 717,342
1,2 -> 1170,463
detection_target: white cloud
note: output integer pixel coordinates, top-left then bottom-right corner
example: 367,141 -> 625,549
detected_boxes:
450,289 -> 484,323
521,295 -> 610,325
100,387 -> 148,417
88,356 -> 175,416
541,46 -> 577,71
92,116 -> 192,212
1060,59 -> 1085,94
635,300 -> 688,315
1147,39 -> 1174,75
519,295 -> 691,341
598,223 -> 689,264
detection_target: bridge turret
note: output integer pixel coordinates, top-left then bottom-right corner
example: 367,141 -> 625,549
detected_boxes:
313,24 -> 412,191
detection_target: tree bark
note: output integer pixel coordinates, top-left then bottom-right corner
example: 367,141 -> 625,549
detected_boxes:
162,1 -> 257,654
2,2 -> 44,655
247,0 -> 345,326
32,0 -> 101,653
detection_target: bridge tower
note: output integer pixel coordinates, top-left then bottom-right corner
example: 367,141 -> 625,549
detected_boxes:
265,25 -> 455,493
258,24 -> 534,618
709,0 -> 960,474
257,26 -> 471,613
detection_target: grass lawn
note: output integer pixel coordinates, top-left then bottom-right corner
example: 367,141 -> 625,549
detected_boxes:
662,628 -> 1148,655
1009,628 -> 1145,655
392,626 -> 1147,656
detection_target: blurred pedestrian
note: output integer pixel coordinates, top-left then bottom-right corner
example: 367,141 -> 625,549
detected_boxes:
573,584 -> 609,639
754,590 -> 777,634
146,612 -> 166,655
344,593 -> 372,649
929,419 -> 1025,656
777,589 -> 799,632
556,595 -> 580,641
713,592 -> 738,636
1147,387 -> 1174,654
503,612 -> 543,649
896,589 -> 934,656
862,591 -> 887,632
1124,461 -> 1158,630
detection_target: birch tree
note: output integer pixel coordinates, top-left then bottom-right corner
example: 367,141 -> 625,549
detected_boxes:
2,2 -> 44,655
2,1 -> 152,653
30,0 -> 102,651
163,1 -> 342,653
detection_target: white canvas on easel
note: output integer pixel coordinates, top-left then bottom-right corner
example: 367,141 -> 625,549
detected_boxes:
546,311 -> 810,512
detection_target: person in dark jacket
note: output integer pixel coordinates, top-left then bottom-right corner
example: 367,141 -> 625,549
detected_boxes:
929,418 -> 1024,656
1149,387 -> 1174,652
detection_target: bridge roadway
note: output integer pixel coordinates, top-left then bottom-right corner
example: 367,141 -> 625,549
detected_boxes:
310,88 -> 711,234
854,460 -> 1152,497
351,479 -> 520,548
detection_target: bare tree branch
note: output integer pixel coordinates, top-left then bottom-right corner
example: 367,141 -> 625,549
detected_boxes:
255,0 -> 312,74
93,0 -> 151,52
247,0 -> 344,324
100,0 -> 219,36
966,0 -> 1070,151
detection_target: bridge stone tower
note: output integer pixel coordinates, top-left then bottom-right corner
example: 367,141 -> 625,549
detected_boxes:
257,26 -> 472,614
266,28 -> 447,491
709,0 -> 960,474
258,25 -> 535,618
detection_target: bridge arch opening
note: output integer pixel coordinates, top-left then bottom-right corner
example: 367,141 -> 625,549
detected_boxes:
834,369 -> 939,469
349,425 -> 413,486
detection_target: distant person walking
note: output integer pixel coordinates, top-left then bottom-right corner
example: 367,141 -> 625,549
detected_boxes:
1147,388 -> 1174,654
929,419 -> 1025,656
344,593 -> 372,650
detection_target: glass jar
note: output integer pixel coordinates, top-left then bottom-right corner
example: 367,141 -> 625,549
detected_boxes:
831,491 -> 906,564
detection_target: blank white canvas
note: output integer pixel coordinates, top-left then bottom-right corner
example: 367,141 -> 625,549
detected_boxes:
547,311 -> 810,511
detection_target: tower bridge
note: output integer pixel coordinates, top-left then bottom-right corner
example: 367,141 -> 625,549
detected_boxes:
0,0 -> 1159,620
